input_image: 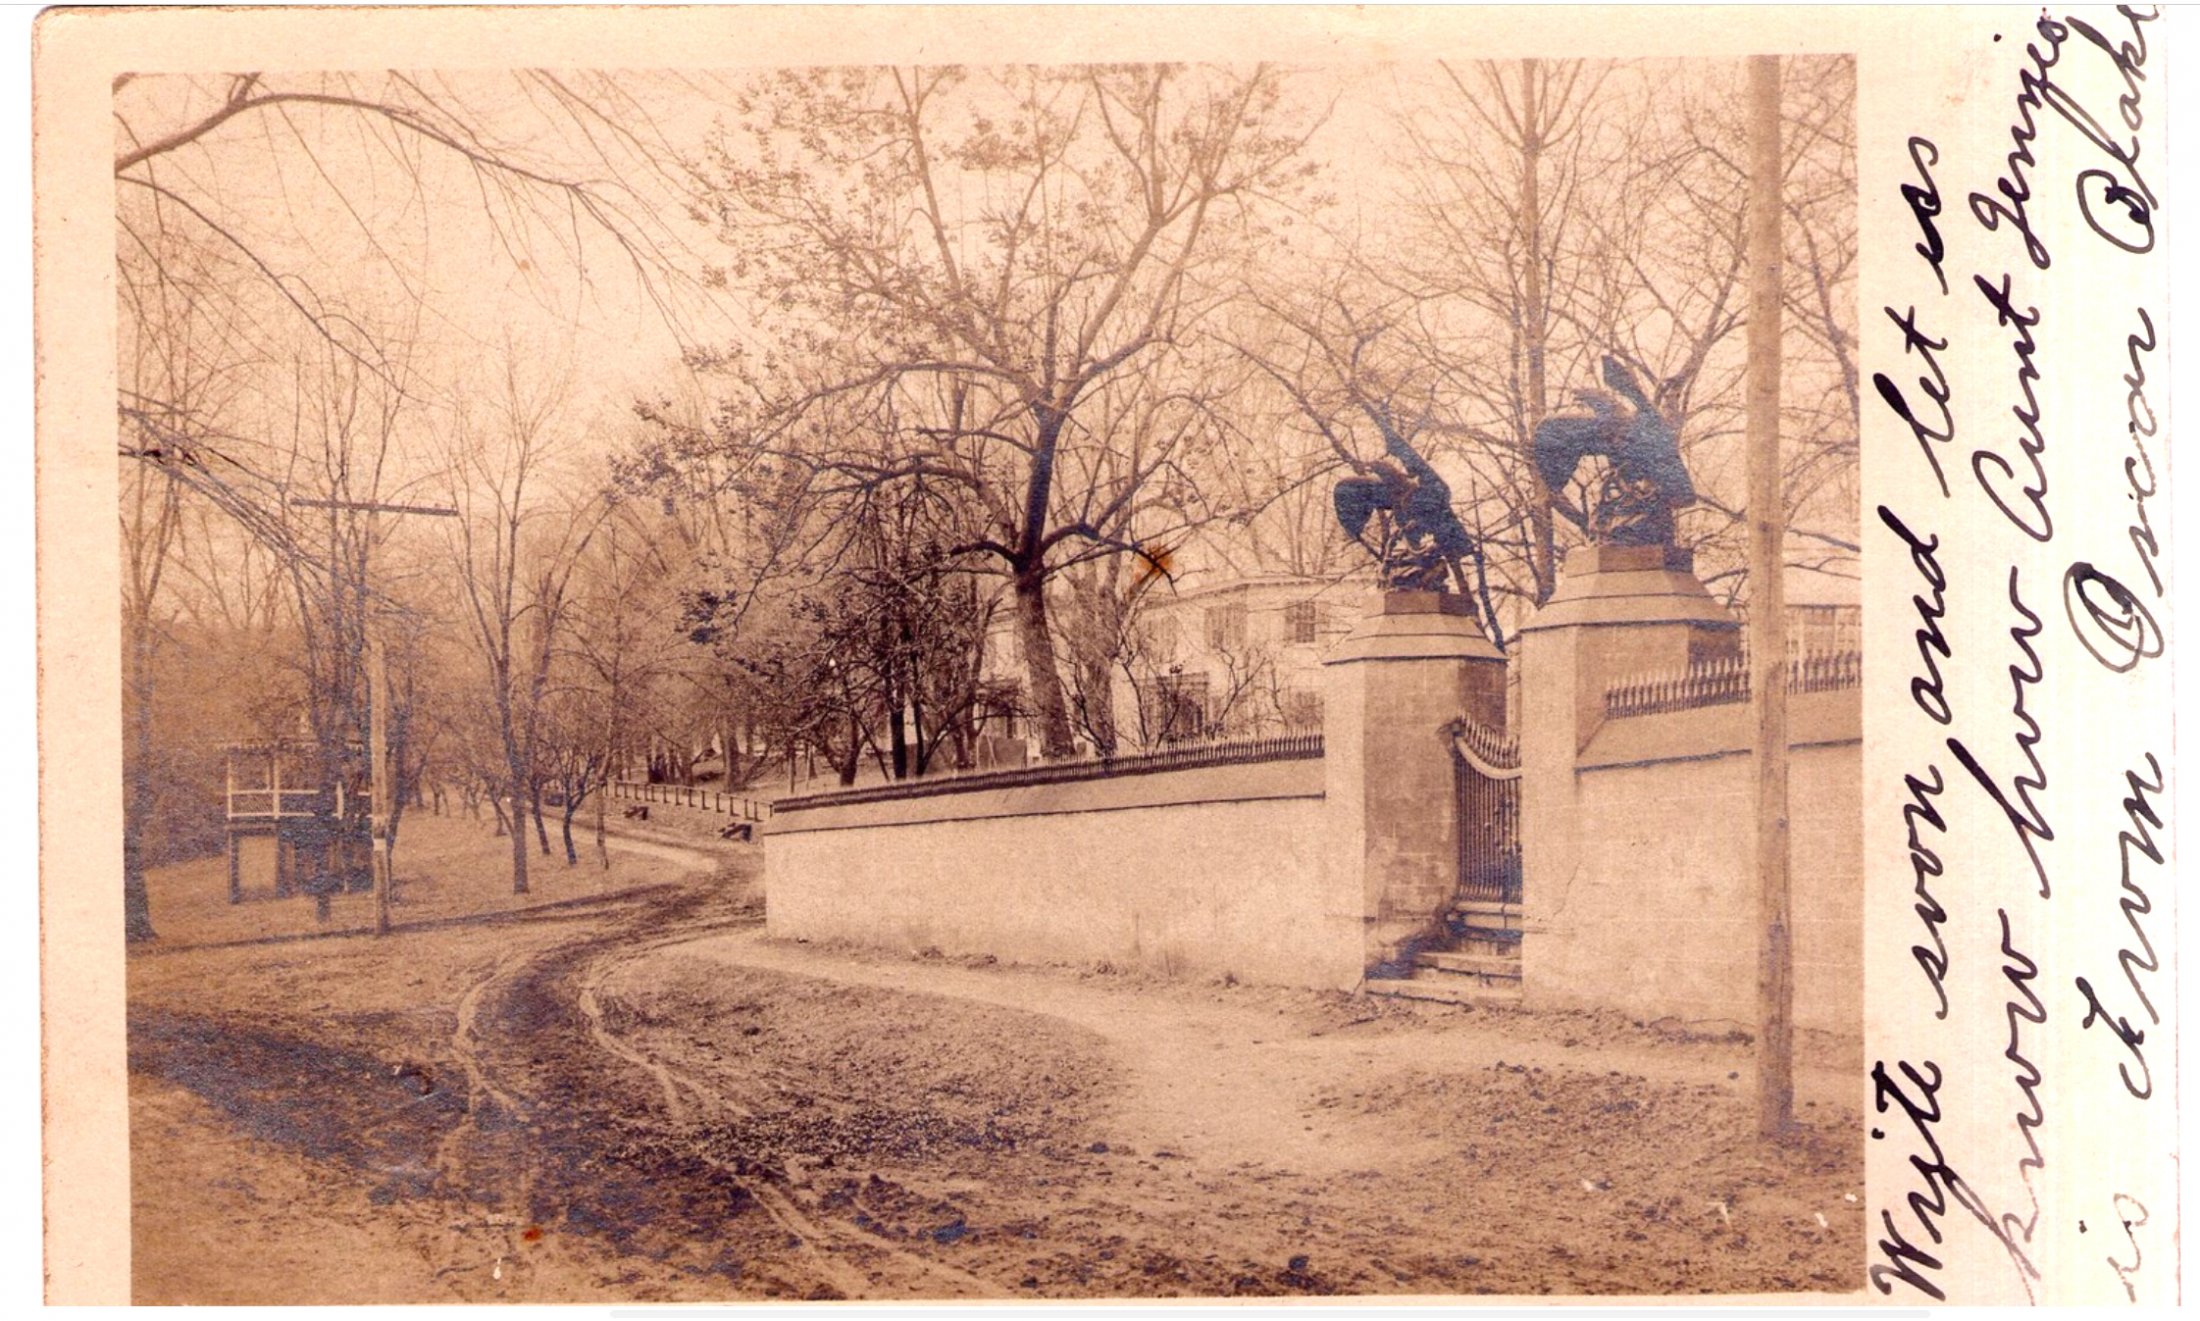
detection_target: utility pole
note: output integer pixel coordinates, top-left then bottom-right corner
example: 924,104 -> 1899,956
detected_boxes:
366,630 -> 393,933
1744,54 -> 1793,1140
291,496 -> 458,936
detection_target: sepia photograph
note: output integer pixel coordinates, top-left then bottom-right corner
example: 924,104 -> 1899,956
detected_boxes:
42,3 -> 2183,1307
96,39 -> 1868,1302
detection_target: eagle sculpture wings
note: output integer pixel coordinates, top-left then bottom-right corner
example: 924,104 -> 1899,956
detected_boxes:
1332,424 -> 1478,595
1531,355 -> 1695,547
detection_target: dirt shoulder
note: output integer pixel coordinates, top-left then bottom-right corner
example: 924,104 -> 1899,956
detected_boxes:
624,929 -> 1865,1298
127,815 -> 1863,1302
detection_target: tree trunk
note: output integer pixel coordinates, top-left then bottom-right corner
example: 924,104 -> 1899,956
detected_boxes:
121,660 -> 158,937
508,779 -> 530,893
1011,570 -> 1078,758
1517,59 -> 1563,610
530,782 -> 552,856
560,802 -> 579,866
836,715 -> 861,786
506,774 -> 531,894
1520,59 -> 1547,430
1074,642 -> 1119,758
1530,501 -> 1558,605
595,767 -> 609,869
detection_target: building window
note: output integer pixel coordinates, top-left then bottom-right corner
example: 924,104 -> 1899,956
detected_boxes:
979,681 -> 1023,739
1284,688 -> 1324,731
1285,600 -> 1320,644
1150,671 -> 1210,743
1204,603 -> 1247,651
1782,604 -> 1862,658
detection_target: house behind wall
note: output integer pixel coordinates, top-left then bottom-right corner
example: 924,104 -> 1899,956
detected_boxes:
976,574 -> 1375,756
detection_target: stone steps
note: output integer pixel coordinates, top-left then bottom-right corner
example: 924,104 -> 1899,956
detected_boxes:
1364,895 -> 1525,1006
1453,932 -> 1519,958
1416,950 -> 1520,979
1445,900 -> 1523,960
1364,973 -> 1522,1006
1447,899 -> 1523,931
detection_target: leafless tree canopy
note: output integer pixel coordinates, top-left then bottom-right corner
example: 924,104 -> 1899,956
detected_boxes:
116,58 -> 1855,932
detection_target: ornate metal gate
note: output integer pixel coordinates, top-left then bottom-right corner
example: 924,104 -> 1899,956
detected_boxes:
1447,718 -> 1521,904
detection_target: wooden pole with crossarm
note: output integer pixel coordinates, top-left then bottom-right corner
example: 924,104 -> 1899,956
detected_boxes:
289,496 -> 457,935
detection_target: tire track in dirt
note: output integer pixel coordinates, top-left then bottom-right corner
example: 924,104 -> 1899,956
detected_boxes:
429,876 -> 998,1298
426,945 -> 563,1289
136,843 -> 1000,1300
395,877 -> 758,1292
574,945 -> 711,1125
557,920 -> 1002,1299
703,1153 -> 998,1300
449,950 -> 536,1123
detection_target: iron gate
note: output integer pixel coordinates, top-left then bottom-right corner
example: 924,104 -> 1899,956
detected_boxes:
1448,718 -> 1521,903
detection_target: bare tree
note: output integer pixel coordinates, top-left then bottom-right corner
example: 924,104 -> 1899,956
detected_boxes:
1323,58 -> 1857,624
676,64 -> 1323,757
1389,58 -> 1623,607
119,452 -> 184,941
444,352 -> 607,894
118,216 -> 303,934
110,70 -> 712,935
555,498 -> 697,863
1227,278 -> 1522,640
114,71 -> 705,392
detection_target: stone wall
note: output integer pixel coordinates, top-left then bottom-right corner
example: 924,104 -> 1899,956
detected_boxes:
1515,544 -> 1862,1040
1521,692 -> 1862,1035
764,569 -> 1862,1042
764,756 -> 1361,988
1321,593 -> 1505,971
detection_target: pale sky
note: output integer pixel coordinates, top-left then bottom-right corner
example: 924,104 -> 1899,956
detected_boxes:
116,57 -> 1852,605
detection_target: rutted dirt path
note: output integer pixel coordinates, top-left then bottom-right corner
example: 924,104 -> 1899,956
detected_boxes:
660,927 -> 1859,1180
128,813 -> 1865,1303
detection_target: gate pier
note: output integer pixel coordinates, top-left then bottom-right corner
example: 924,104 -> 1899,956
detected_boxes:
1322,591 -> 1506,978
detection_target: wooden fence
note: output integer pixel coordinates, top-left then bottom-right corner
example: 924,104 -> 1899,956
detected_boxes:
608,779 -> 774,822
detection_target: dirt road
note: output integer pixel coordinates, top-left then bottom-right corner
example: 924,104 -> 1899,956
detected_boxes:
128,814 -> 1864,1302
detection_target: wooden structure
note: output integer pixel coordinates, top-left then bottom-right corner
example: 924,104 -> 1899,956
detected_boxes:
222,740 -> 362,903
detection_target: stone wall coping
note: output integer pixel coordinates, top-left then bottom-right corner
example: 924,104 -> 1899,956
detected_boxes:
765,755 -> 1325,835
775,733 -> 1322,812
1323,609 -> 1505,664
1576,687 -> 1861,770
1518,589 -> 1740,633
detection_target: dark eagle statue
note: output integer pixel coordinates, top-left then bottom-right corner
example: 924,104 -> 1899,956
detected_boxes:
1531,355 -> 1695,547
1332,424 -> 1478,594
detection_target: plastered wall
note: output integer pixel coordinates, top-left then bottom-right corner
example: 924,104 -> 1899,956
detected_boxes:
1523,734 -> 1862,1036
764,757 -> 1362,989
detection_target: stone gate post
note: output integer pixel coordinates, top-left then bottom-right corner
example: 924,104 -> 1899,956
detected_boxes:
1323,591 -> 1507,979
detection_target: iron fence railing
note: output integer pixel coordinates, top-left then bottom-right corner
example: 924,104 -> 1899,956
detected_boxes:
1449,717 -> 1522,904
775,731 -> 1325,813
1604,648 -> 1862,719
1446,717 -> 1520,778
